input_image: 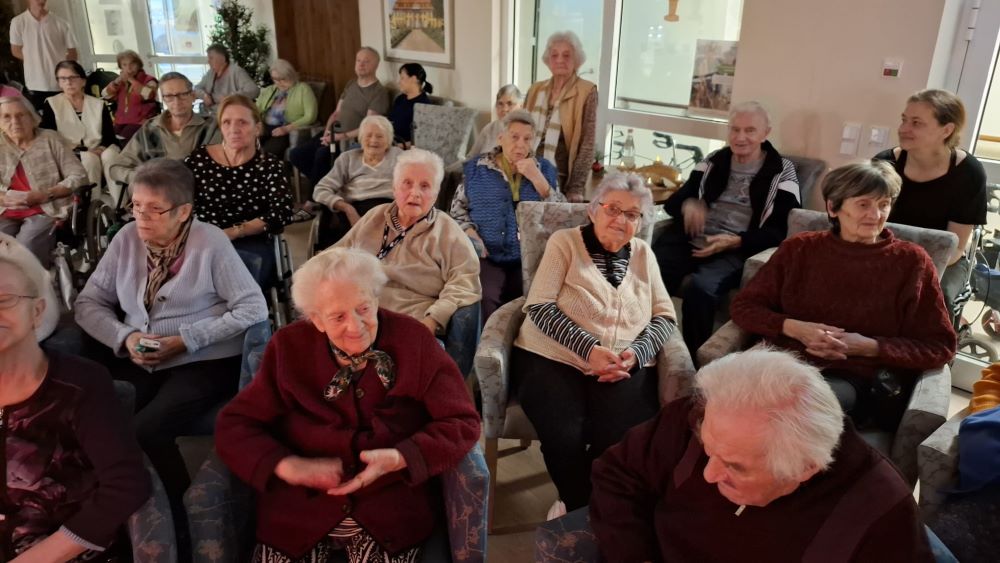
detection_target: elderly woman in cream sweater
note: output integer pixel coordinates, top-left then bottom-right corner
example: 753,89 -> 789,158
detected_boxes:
331,148 -> 480,340
512,172 -> 676,516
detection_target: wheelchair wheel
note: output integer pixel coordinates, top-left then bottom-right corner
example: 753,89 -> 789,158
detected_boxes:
86,193 -> 118,265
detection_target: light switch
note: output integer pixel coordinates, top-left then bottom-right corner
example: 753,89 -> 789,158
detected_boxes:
869,126 -> 890,145
842,122 -> 862,141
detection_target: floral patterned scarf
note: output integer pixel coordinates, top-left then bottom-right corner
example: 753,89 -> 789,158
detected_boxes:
324,342 -> 396,401
143,219 -> 192,311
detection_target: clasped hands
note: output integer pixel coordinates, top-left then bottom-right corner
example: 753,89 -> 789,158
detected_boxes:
682,199 -> 741,258
586,345 -> 636,383
274,449 -> 407,496
124,332 -> 187,367
782,319 -> 878,360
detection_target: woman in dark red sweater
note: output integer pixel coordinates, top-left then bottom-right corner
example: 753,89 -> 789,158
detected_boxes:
730,161 -> 956,429
215,247 -> 480,562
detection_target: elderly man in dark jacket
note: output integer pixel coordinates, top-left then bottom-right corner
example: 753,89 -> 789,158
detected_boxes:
654,101 -> 799,357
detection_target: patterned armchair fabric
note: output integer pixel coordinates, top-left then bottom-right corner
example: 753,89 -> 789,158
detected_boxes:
445,302 -> 481,376
111,381 -> 178,563
918,409 -> 964,515
414,104 -> 478,167
477,201 -> 695,530
698,209 -> 955,487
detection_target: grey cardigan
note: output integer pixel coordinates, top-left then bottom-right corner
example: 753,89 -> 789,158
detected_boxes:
75,219 -> 268,371
194,63 -> 260,107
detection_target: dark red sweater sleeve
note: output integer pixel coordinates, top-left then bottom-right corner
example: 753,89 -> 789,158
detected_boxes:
873,251 -> 956,370
63,367 -> 152,547
215,338 -> 295,492
590,402 -> 691,563
851,497 -> 934,562
395,328 -> 481,485
729,238 -> 795,339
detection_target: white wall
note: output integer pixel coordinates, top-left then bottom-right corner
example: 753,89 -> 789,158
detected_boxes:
358,0 -> 502,128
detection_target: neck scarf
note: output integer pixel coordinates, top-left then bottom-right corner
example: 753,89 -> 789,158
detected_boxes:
497,152 -> 522,202
324,342 -> 395,401
144,218 -> 192,311
531,75 -> 576,163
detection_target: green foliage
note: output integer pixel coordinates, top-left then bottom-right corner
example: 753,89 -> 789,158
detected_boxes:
209,0 -> 272,85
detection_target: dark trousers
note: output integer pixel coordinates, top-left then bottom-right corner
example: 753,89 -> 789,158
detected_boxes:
653,227 -> 744,358
479,258 -> 523,326
315,197 -> 392,251
513,347 -> 659,510
824,370 -> 913,432
234,233 -> 277,289
289,132 -> 335,186
261,126 -> 292,159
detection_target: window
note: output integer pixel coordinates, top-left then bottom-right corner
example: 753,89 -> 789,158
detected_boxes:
606,124 -> 724,172
84,0 -> 141,55
513,0 -> 604,89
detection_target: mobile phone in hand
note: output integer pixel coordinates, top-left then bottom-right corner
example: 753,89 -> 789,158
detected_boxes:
136,337 -> 161,353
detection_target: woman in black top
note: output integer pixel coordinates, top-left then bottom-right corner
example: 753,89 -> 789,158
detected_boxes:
388,62 -> 433,147
873,89 -> 987,310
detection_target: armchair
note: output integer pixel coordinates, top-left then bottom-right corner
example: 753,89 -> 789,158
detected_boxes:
698,208 -> 956,486
476,201 -> 696,532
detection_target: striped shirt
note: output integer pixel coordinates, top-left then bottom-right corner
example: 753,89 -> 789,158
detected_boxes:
527,224 -> 675,367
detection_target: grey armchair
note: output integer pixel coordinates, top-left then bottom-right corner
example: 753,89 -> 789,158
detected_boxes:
918,408 -> 966,515
698,208 -> 956,487
476,201 -> 696,532
413,103 -> 478,167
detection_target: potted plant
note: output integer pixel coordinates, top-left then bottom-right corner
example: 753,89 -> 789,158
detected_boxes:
209,0 -> 272,85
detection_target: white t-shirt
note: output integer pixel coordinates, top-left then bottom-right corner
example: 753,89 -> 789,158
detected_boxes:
9,10 -> 77,92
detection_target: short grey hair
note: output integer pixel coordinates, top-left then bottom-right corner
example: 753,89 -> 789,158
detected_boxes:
131,158 -> 195,207
502,109 -> 535,133
269,58 -> 298,83
393,148 -> 444,195
292,247 -> 388,316
822,161 -> 901,234
358,46 -> 381,64
729,101 -> 771,128
588,172 -> 654,223
542,31 -> 586,71
0,234 -> 59,340
696,347 -> 845,481
159,72 -> 193,91
496,83 -> 523,102
359,114 -> 394,141
0,96 -> 41,128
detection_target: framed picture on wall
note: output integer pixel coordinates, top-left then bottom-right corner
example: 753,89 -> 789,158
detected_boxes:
382,0 -> 455,68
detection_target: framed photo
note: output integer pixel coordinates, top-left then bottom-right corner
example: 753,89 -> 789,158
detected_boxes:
688,39 -> 738,118
382,0 -> 454,68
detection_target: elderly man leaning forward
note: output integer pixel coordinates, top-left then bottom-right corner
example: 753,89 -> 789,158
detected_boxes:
654,101 -> 800,358
107,72 -> 220,203
589,347 -> 933,563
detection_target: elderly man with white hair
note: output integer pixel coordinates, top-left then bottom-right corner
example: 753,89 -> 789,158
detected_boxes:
332,148 -> 481,340
654,101 -> 800,357
589,347 -> 933,562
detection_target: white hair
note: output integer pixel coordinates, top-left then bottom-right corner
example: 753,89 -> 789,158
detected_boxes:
291,248 -> 388,316
728,100 -> 771,128
542,31 -> 586,71
587,172 -> 654,224
695,346 -> 844,481
269,58 -> 298,83
502,108 -> 536,133
359,114 -> 394,142
496,83 -> 523,102
0,234 -> 58,341
0,96 -> 41,128
393,148 -> 444,195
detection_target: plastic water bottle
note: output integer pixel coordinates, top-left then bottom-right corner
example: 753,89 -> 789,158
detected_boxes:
622,128 -> 636,169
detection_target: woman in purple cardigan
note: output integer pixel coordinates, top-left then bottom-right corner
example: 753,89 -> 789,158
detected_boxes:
0,234 -> 150,562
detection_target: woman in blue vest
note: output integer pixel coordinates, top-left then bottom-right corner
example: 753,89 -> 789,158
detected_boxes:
450,109 -> 562,323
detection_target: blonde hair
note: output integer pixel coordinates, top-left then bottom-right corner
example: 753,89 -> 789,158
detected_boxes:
216,94 -> 262,127
907,89 -> 966,149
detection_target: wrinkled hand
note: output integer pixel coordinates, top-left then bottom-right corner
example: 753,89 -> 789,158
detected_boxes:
275,456 -> 346,490
320,130 -> 332,146
619,348 -> 638,371
326,449 -> 407,496
90,146 -> 105,157
587,345 -> 630,383
566,192 -> 584,203
682,199 -> 708,237
125,331 -> 160,367
838,332 -> 879,358
514,157 -> 542,182
126,333 -> 187,367
783,319 -> 847,360
420,317 -> 440,334
272,126 -> 289,137
343,205 -> 362,226
465,228 -> 488,258
691,233 -> 741,258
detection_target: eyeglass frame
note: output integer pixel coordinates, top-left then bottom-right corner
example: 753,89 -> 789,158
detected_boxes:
126,200 -> 184,219
0,294 -> 38,310
55,75 -> 84,83
597,201 -> 643,223
161,90 -> 194,102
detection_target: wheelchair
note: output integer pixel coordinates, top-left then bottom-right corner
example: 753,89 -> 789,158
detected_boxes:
233,230 -> 296,330
954,183 -> 1000,362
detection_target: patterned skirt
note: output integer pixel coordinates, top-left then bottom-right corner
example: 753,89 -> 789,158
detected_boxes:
252,518 -> 421,563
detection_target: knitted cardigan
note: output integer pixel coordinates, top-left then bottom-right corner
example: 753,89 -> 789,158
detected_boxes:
663,140 -> 800,257
74,220 -> 269,371
514,226 -> 675,371
256,81 -> 318,130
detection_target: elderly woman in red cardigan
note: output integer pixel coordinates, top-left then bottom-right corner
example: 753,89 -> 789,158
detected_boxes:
215,247 -> 480,562
729,160 -> 957,431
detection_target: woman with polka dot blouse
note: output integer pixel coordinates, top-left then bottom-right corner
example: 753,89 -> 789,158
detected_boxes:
185,94 -> 295,286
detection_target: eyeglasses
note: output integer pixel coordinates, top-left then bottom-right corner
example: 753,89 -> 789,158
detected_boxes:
126,201 -> 180,218
598,202 -> 643,223
56,75 -> 83,82
0,294 -> 37,310
162,90 -> 193,102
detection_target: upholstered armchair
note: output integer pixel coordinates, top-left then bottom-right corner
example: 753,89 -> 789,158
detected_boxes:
182,327 -> 489,563
698,208 -> 956,487
918,409 -> 966,515
476,201 -> 697,531
413,104 -> 478,168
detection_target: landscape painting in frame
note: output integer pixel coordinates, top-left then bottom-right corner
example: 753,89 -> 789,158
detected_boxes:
383,0 -> 454,68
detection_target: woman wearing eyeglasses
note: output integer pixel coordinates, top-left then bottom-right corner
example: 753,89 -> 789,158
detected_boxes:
40,60 -> 119,189
511,172 -> 677,516
75,158 -> 268,540
449,109 -> 562,323
0,234 -> 151,562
